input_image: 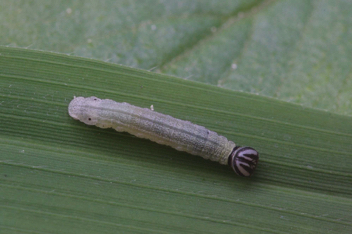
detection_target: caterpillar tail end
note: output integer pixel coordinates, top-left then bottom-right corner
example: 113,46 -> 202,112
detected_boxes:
228,146 -> 259,177
68,96 -> 85,120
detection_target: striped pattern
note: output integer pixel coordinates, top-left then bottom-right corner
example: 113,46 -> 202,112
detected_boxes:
228,146 -> 259,177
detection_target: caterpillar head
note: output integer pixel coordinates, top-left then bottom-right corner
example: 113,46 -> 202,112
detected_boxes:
228,146 -> 259,177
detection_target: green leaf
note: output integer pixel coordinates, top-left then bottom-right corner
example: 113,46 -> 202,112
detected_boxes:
2,0 -> 351,116
1,47 -> 351,233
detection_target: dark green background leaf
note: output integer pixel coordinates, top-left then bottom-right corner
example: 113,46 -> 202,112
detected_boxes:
1,0 -> 351,115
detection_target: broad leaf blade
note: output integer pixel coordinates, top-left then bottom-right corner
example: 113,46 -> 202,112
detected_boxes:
0,47 -> 351,233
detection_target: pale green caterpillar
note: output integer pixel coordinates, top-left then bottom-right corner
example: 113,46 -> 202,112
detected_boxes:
68,96 -> 259,177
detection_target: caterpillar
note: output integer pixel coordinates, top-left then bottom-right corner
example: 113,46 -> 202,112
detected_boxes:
68,96 -> 259,177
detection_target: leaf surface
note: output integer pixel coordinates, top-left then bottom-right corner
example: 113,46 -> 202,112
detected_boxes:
0,47 -> 351,233
1,0 -> 351,115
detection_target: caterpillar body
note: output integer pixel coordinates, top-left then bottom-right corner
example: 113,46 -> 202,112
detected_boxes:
68,96 -> 259,177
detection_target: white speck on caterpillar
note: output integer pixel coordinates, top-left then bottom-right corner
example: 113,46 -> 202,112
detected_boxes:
66,8 -> 72,14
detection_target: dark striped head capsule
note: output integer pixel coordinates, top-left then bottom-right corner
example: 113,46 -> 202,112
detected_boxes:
228,146 -> 259,177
